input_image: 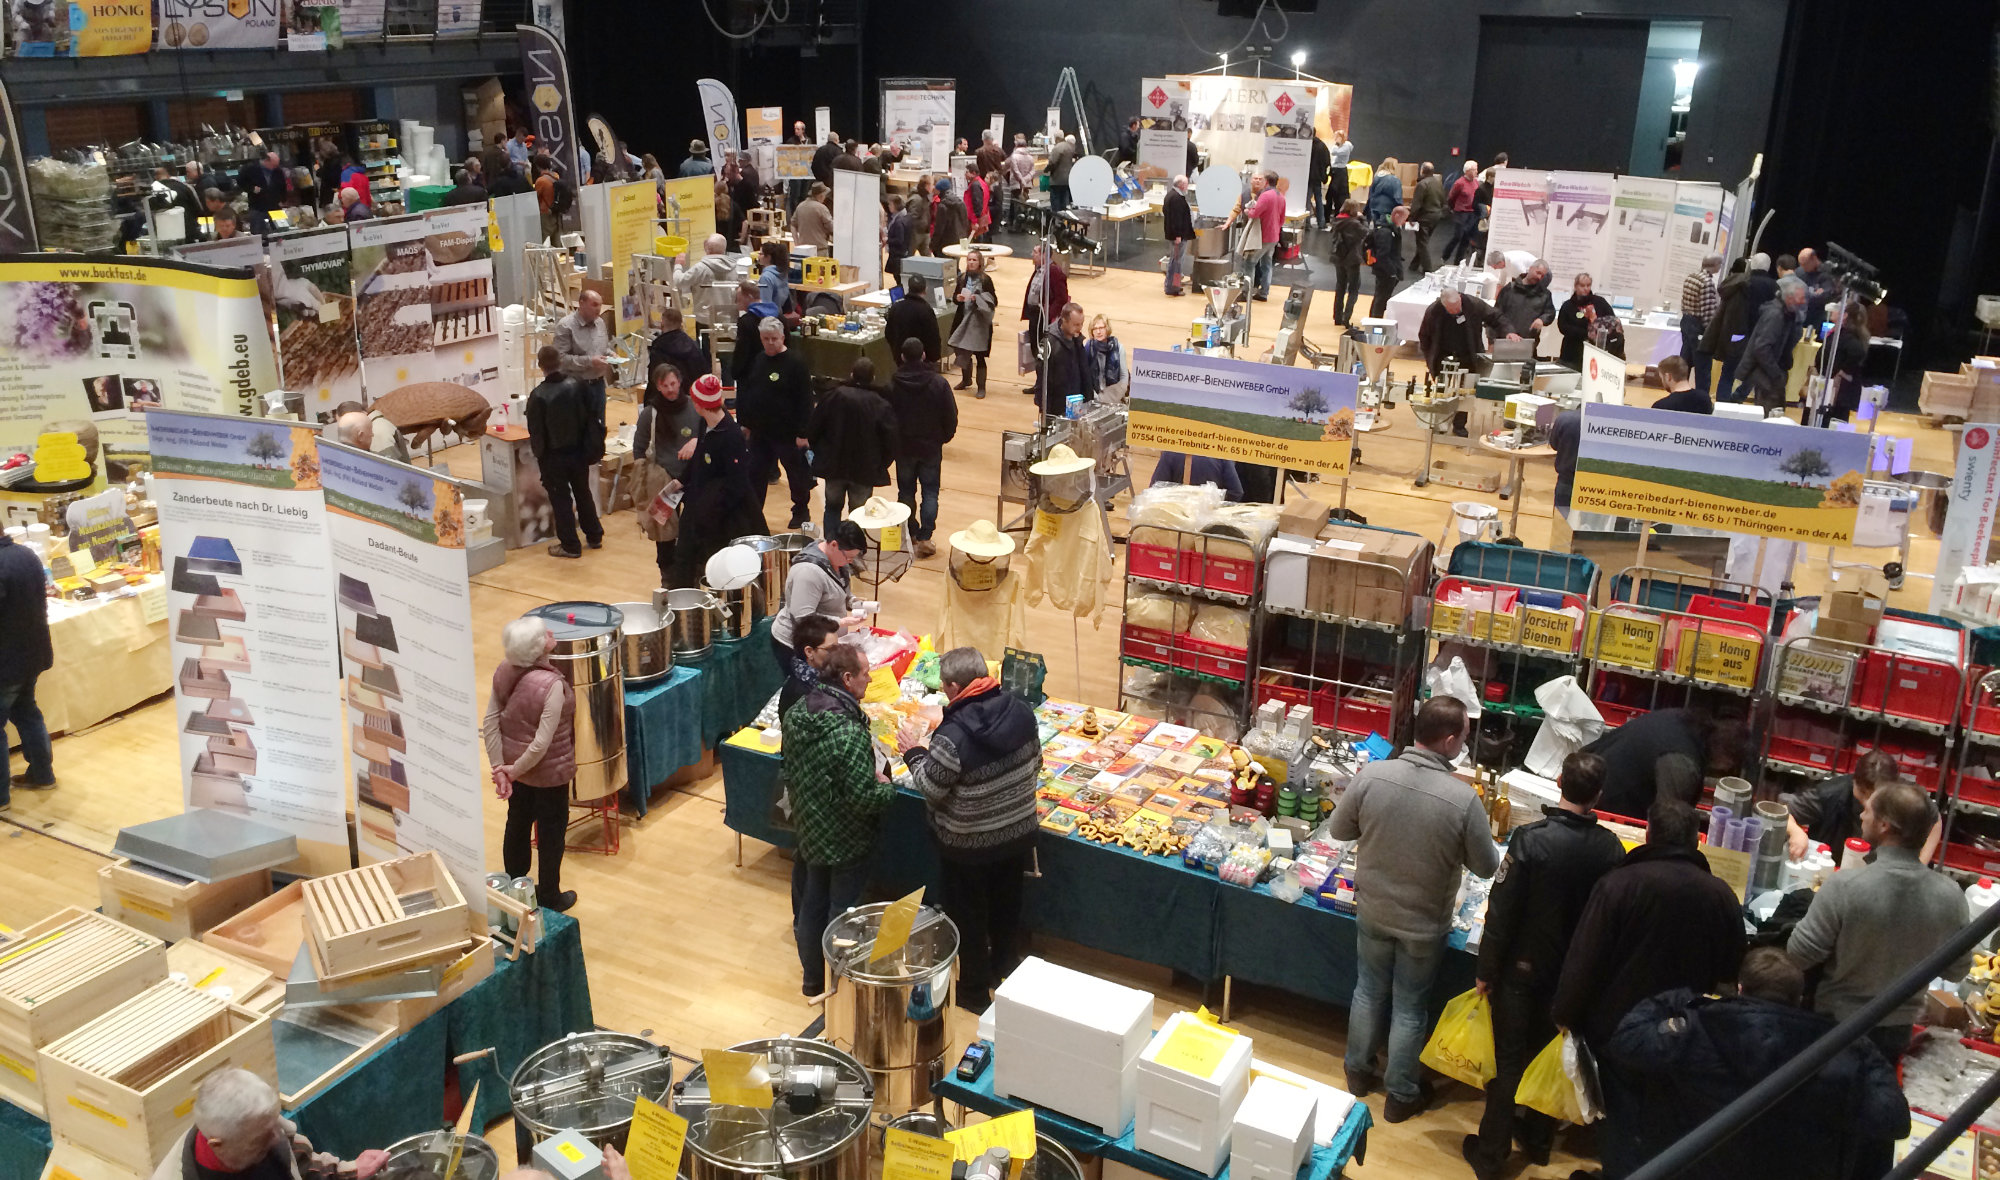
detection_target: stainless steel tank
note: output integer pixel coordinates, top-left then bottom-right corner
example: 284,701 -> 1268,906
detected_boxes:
730,535 -> 783,610
676,1037 -> 875,1180
703,579 -> 765,640
510,1030 -> 675,1152
768,532 -> 816,608
611,601 -> 673,686
820,902 -> 957,1120
658,587 -> 719,663
376,1131 -> 502,1180
1026,1134 -> 1086,1180
523,602 -> 626,802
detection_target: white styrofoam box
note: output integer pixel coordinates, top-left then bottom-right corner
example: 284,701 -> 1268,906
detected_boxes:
1264,538 -> 1316,613
993,957 -> 1153,1135
1246,1059 -> 1356,1147
1231,1075 -> 1317,1180
1134,1011 -> 1254,1174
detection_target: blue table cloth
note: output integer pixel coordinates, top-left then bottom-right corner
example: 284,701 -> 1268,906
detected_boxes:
934,1043 -> 1373,1178
624,666 -> 704,815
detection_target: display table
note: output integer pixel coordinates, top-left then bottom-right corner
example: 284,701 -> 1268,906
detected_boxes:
796,305 -> 957,382
1385,276 -> 1683,369
623,621 -> 785,815
37,576 -> 171,736
934,1046 -> 1374,1179
0,912 -> 592,1180
1473,435 -> 1559,537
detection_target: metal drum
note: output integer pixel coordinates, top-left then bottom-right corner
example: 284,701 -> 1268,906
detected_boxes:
612,601 -> 673,686
510,1031 -> 675,1154
820,902 -> 957,1120
676,1037 -> 875,1180
1026,1134 -> 1086,1180
754,532 -> 816,611
523,603 -> 626,802
703,579 -> 764,640
659,587 -> 719,663
730,535 -> 783,609
1893,470 -> 1952,537
376,1132 -> 501,1180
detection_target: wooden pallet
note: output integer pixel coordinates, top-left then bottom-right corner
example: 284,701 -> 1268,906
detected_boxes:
302,852 -> 474,986
0,909 -> 168,1117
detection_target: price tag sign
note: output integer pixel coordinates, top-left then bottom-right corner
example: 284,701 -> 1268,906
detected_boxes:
1704,844 -> 1753,902
701,1049 -> 774,1109
623,1096 -> 690,1180
883,1128 -> 957,1180
1151,1019 -> 1236,1079
945,1108 -> 1038,1164
955,560 -> 999,591
878,524 -> 903,552
1033,510 -> 1061,539
869,887 -> 925,963
1519,606 -> 1578,654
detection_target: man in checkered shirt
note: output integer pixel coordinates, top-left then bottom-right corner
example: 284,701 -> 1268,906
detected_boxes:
1679,252 -> 1723,394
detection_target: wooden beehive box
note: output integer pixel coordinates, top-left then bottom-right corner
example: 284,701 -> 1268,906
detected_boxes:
97,860 -> 271,944
0,908 -> 168,1117
302,852 -> 474,986
37,980 -> 275,1176
164,939 -> 275,1007
201,879 -> 309,974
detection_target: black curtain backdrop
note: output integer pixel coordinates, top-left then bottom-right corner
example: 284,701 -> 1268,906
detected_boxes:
1467,17 -> 1650,175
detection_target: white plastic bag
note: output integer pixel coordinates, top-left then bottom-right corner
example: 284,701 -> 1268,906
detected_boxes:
1424,656 -> 1484,719
1561,1031 -> 1606,1124
1524,675 -> 1605,778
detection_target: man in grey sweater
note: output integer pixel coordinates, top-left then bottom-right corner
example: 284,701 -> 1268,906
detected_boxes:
1789,781 -> 1971,1062
1331,696 -> 1500,1122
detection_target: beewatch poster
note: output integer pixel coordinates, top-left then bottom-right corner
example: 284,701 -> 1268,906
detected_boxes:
318,441 -> 485,901
348,214 -> 435,396
270,227 -> 363,421
1571,403 -> 1870,544
147,409 -> 351,866
1128,348 -> 1357,478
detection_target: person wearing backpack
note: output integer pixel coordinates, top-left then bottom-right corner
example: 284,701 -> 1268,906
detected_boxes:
1366,205 -> 1408,320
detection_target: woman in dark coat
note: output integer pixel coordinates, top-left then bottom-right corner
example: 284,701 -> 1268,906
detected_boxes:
1556,272 -> 1618,371
930,177 -> 970,254
906,176 -> 934,256
947,248 -> 998,396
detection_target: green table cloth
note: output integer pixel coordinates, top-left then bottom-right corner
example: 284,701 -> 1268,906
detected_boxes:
624,665 -> 704,815
794,305 -> 958,382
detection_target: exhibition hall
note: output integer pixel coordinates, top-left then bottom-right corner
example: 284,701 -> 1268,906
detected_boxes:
2,2 -> 1998,1180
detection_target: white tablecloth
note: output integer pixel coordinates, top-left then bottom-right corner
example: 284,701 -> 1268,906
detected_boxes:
38,574 -> 172,735
1386,273 -> 1684,368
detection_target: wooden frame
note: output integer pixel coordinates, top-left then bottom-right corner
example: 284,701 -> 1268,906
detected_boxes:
302,852 -> 474,986
484,886 -> 543,961
0,909 -> 168,1117
201,880 -> 308,974
98,861 -> 271,945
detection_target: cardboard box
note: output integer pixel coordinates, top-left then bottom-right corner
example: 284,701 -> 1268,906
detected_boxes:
1231,1075 -> 1318,1180
1135,1011 -> 1255,1174
1825,588 -> 1886,629
1813,615 -> 1874,646
1276,496 -> 1331,542
993,956 -> 1153,1135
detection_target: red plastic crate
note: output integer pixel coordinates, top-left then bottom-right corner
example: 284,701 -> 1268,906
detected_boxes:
1127,542 -> 1193,584
1853,650 -> 1961,725
1942,841 -> 2000,878
1686,594 -> 1773,631
1322,693 -> 1393,736
1122,624 -> 1179,666
1956,776 -> 2000,810
1194,552 -> 1260,596
1256,681 -> 1314,714
1171,636 -> 1250,682
1593,698 -> 1648,728
1965,666 -> 2000,735
1768,734 -> 1850,774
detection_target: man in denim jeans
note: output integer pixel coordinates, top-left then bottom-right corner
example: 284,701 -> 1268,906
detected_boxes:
0,529 -> 56,810
1329,697 -> 1498,1122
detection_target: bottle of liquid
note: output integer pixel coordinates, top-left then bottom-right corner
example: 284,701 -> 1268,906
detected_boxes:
1841,838 -> 1872,869
1967,877 -> 2000,952
1812,843 -> 1837,888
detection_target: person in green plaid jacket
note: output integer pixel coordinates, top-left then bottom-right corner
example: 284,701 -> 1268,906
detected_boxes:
783,642 -> 895,995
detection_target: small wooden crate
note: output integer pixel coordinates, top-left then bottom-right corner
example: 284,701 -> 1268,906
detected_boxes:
0,909 -> 168,1117
38,980 -> 275,1176
303,852 -> 474,986
98,860 -> 271,944
201,880 -> 309,974
389,937 -> 495,1033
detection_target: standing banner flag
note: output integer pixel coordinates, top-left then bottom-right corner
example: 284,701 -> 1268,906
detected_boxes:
1128,348 -> 1358,478
147,409 -> 351,868
1933,424 -> 2000,614
271,227 -> 362,421
348,215 -> 435,396
157,0 -> 280,48
1541,171 -> 1616,301
1604,175 -> 1675,310
320,443 -> 485,900
423,203 -> 500,401
1486,168 -> 1550,266
1579,341 -> 1627,405
1571,403 -> 1869,543
1137,78 -> 1191,184
696,78 -> 741,166
0,80 -> 36,251
1662,183 -> 1725,311
518,23 -> 578,190
1260,85 -> 1317,217
989,113 -> 1005,146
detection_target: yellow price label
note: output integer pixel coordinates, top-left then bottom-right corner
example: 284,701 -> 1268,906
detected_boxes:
1152,1019 -> 1237,1080
624,1096 -> 692,1180
557,1142 -> 588,1163
945,1108 -> 1038,1164
701,1049 -> 773,1109
879,524 -> 903,553
1033,510 -> 1061,539
1519,606 -> 1578,654
883,1128 -> 958,1180
870,887 -> 925,964
1704,844 -> 1753,902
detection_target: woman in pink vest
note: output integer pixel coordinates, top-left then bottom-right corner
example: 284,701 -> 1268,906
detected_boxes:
483,618 -> 579,911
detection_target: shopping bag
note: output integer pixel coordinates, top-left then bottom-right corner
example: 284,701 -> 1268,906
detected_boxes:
1417,989 -> 1496,1090
1017,329 -> 1036,375
1562,1031 -> 1606,1123
1517,1035 -> 1584,1123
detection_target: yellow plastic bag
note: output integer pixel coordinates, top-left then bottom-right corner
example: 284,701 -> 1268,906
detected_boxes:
1417,990 -> 1497,1090
1517,1035 -> 1583,1123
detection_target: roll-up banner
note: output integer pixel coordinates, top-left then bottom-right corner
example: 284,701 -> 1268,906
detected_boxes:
0,83 -> 39,252
348,215 -> 434,396
1541,171 -> 1615,301
156,0 -> 280,48
1485,167 -> 1550,268
1260,85 -> 1316,217
1604,175 -> 1675,310
424,203 -> 500,402
1663,183 -> 1726,310
1934,424 -> 2000,615
1137,78 -> 1190,185
746,106 -> 783,177
696,77 -> 741,165
881,78 -> 956,163
271,227 -> 362,420
519,23 -> 579,183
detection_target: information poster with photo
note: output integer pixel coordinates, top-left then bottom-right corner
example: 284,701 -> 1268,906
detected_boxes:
1260,85 -> 1316,217
1128,348 -> 1357,477
434,0 -> 481,35
148,409 -> 350,864
746,105 -> 782,177
1542,171 -> 1616,301
1572,403 -> 1869,543
0,256 -> 276,459
173,235 -> 267,269
423,203 -> 499,402
270,228 -> 362,421
602,180 -> 657,336
348,215 -> 434,397
657,176 -> 716,248
773,144 -> 814,181
1176,75 -> 1348,185
1604,175 -> 1676,309
1137,77 -> 1191,184
1485,167 -> 1550,265
319,442 -> 485,901
880,79 -> 955,160
1662,182 -> 1727,311
156,0 -> 281,48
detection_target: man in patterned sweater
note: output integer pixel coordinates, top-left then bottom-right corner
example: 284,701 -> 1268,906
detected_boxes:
901,646 -> 1040,1013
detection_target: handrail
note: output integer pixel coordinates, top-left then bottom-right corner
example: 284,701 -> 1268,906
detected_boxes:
1628,897 -> 2000,1180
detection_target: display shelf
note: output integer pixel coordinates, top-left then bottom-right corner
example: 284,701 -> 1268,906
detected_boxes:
1949,669 -> 2000,860
1128,574 -> 1254,607
1967,728 -> 2000,750
1762,618 -> 1964,796
1773,691 -> 1950,734
1614,661 -> 1756,698
1119,655 -> 1248,690
1765,756 -> 1840,781
1264,601 -> 1402,635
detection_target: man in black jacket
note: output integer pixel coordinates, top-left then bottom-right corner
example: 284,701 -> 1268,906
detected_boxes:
1493,260 -> 1556,343
808,357 -> 898,534
0,527 -> 56,802
442,169 -> 487,207
1365,206 -> 1407,320
731,281 -> 767,385
1465,753 -> 1626,1180
883,338 -> 958,558
1736,275 -> 1807,410
646,307 -> 708,392
739,317 -> 817,530
1418,287 -> 1500,438
1585,707 -> 1745,820
1703,256 -> 1777,402
524,345 -> 604,559
1040,302 -> 1094,419
885,277 -> 941,365
1307,136 -> 1331,229
237,149 -> 290,229
1163,176 -> 1194,296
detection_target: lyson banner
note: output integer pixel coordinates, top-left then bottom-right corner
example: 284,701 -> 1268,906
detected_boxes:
518,23 -> 577,188
1127,349 -> 1357,478
1571,403 -> 1871,544
157,0 -> 280,49
0,81 -> 37,251
696,78 -> 741,165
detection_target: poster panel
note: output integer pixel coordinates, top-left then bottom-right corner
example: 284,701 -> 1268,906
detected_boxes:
286,2 -> 342,50
1045,107 -> 1061,144
332,0 -> 384,38
658,175 -> 716,247
348,214 -> 434,397
1485,167 -> 1550,266
423,203 -> 499,402
1933,423 -> 2000,614
747,105 -> 782,177
1260,85 -> 1316,217
319,442 -> 485,901
815,106 -> 830,144
832,170 -> 881,291
1718,191 -> 1737,263
271,227 -> 362,421
74,0 -> 152,55
881,80 -> 955,160
773,144 -> 814,181
147,409 -> 349,859
1663,183 -> 1726,311
1572,403 -> 1869,543
1137,78 -> 1191,185
1579,341 -> 1626,405
156,0 -> 280,48
1175,75 -> 1349,188
1604,175 -> 1675,309
1542,171 -> 1616,301
1128,349 -> 1357,478
603,179 -> 657,335
434,0 -> 480,35
0,256 -> 275,463
173,235 -> 266,268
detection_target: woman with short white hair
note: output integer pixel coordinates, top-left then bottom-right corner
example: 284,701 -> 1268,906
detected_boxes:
150,1067 -> 387,1180
480,616 -> 580,911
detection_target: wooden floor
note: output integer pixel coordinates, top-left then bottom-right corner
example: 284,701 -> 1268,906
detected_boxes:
1,251 -> 1956,1178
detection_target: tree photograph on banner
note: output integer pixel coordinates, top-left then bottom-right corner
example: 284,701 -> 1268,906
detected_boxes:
1127,349 -> 1357,477
1571,403 -> 1871,543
